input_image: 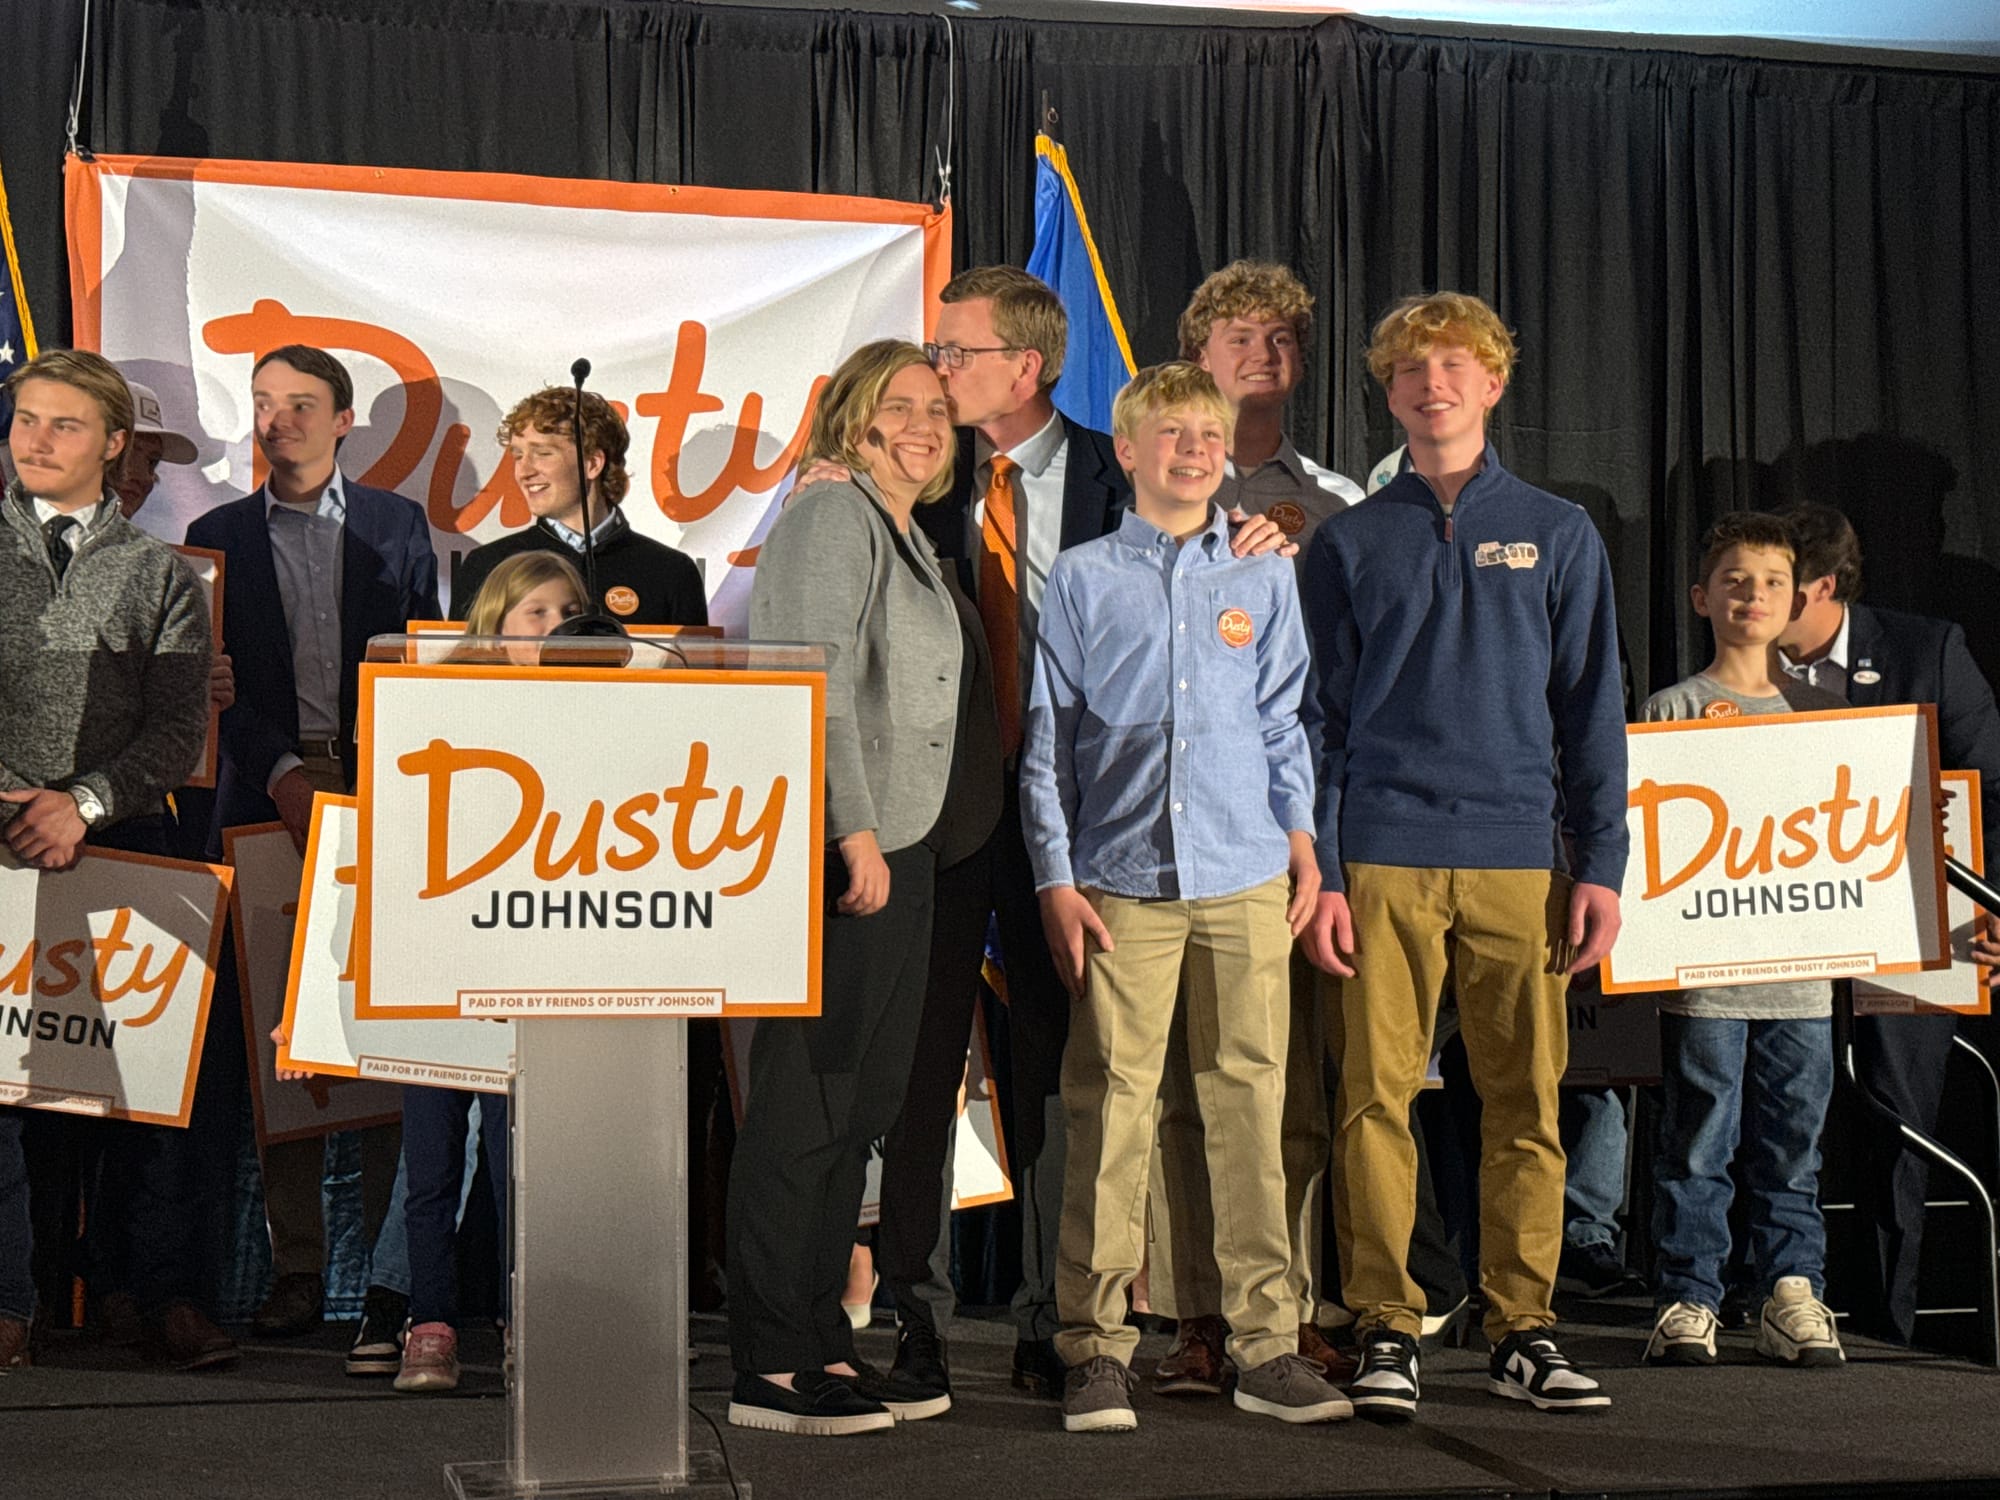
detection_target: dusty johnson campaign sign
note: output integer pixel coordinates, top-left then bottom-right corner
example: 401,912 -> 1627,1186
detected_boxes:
1602,704 -> 1949,994
0,846 -> 232,1125
353,660 -> 824,1019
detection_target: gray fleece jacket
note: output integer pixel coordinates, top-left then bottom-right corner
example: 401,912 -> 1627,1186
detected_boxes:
1,481 -> 211,830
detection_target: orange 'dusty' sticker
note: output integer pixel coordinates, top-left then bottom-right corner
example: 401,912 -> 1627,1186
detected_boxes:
1217,608 -> 1254,648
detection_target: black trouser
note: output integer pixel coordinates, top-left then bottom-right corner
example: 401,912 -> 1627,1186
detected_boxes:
877,835 -> 994,1332
54,818 -> 205,1316
728,841 -> 937,1373
991,774 -> 1073,1343
1851,1011 -> 1959,1343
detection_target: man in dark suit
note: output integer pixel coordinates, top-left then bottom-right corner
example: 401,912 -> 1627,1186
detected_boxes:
908,267 -> 1134,1398
1778,502 -> 2000,1344
185,344 -> 437,1340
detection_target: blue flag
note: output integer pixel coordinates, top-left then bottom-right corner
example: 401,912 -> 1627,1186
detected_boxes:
0,152 -> 37,429
1025,134 -> 1134,435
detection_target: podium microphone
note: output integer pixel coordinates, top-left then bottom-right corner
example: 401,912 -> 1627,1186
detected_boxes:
551,355 -> 629,641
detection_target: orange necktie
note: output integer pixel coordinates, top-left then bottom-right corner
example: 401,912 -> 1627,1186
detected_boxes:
979,455 -> 1023,757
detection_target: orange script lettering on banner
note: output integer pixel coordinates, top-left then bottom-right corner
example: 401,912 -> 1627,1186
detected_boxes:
66,154 -> 951,627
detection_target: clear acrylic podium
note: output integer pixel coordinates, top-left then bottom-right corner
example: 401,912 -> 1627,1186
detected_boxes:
359,633 -> 826,1499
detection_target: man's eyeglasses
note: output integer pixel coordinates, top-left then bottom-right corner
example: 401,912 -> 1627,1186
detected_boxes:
924,342 -> 1021,370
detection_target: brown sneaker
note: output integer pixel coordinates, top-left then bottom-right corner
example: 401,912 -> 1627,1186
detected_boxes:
394,1321 -> 461,1392
1298,1320 -> 1358,1383
253,1271 -> 324,1336
1153,1314 -> 1231,1396
0,1316 -> 30,1371
149,1302 -> 239,1371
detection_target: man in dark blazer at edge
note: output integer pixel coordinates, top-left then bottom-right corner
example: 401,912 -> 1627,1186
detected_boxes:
185,344 -> 437,1342
1778,502 -> 2000,1346
908,267 -> 1290,1398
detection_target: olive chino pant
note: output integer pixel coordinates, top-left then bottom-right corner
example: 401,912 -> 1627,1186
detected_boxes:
1327,863 -> 1572,1344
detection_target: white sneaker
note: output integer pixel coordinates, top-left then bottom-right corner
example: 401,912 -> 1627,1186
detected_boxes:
1643,1301 -> 1719,1365
1754,1277 -> 1844,1367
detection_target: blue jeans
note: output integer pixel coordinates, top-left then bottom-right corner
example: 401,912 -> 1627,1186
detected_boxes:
370,1103 -> 490,1299
0,1112 -> 32,1321
1652,1015 -> 1832,1310
1560,1087 -> 1627,1250
402,1088 -> 509,1327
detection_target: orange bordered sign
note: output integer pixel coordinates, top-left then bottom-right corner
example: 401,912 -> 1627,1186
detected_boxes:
353,660 -> 824,1019
1601,705 -> 1949,994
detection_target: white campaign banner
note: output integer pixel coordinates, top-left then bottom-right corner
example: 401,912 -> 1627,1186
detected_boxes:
1855,769 -> 1992,1017
355,665 -> 823,1019
223,822 -> 404,1139
279,797 -> 513,1093
0,847 -> 231,1126
67,154 -> 949,624
1603,705 -> 1949,994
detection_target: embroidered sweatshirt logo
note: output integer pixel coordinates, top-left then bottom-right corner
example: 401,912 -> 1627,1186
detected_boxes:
1474,541 -> 1540,570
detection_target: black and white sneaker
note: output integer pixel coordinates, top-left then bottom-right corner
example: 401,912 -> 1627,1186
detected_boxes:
344,1286 -> 408,1376
1347,1327 -> 1420,1422
1488,1329 -> 1610,1411
847,1351 -> 951,1421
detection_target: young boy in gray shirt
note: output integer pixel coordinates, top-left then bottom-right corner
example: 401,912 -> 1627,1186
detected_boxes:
1641,512 -> 1847,1371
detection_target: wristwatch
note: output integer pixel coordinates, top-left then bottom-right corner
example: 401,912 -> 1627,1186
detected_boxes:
67,785 -> 107,829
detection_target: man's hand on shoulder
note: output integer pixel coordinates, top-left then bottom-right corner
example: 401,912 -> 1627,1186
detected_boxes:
789,460 -> 853,503
1,788 -> 89,871
1304,889 -> 1356,977
1226,508 -> 1299,560
1565,880 -> 1622,973
1039,885 -> 1114,1000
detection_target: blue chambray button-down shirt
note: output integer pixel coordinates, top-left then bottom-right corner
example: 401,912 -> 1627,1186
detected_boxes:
1022,504 -> 1315,900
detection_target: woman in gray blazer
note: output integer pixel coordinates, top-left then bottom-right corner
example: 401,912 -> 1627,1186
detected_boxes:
729,340 -> 965,1436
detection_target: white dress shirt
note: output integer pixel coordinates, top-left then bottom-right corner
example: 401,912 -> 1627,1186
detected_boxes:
1779,606 -> 1850,700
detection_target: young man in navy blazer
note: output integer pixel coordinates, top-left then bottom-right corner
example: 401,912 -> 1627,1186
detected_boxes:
1777,502 -> 2000,1345
185,344 -> 437,1342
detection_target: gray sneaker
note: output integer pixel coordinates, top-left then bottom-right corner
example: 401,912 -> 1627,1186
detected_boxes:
1061,1355 -> 1138,1433
1233,1350 -> 1354,1423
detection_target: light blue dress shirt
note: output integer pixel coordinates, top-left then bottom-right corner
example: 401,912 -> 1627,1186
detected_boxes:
264,470 -> 346,740
1022,504 -> 1314,900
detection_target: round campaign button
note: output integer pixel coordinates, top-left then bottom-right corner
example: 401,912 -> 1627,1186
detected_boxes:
1702,699 -> 1740,719
1266,501 -> 1307,536
1217,608 -> 1254,648
605,586 -> 640,617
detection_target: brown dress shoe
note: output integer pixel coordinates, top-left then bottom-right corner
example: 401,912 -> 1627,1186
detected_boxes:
150,1302 -> 239,1371
0,1316 -> 30,1371
96,1291 -> 144,1348
1298,1320 -> 1358,1383
1153,1313 -> 1231,1396
253,1271 -> 324,1336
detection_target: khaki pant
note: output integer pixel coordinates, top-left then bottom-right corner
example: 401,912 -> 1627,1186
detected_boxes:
1151,949 -> 1327,1326
1327,863 -> 1570,1342
1054,878 -> 1296,1370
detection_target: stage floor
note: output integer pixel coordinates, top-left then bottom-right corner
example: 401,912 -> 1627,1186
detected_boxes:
4,1298 -> 1998,1499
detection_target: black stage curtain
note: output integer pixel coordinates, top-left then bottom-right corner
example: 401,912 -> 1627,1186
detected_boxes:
2,0 -> 1997,691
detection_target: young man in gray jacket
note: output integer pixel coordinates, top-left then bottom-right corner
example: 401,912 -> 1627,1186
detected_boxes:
1,348 -> 222,1371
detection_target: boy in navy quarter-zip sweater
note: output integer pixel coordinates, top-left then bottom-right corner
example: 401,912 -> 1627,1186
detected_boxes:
1303,293 -> 1629,1420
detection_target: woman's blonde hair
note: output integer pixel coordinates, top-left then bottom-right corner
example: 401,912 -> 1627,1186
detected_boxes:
799,339 -> 957,505
462,550 -> 588,636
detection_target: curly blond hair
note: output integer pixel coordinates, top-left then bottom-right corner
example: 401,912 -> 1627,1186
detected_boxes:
1177,260 -> 1314,360
1365,292 -> 1517,388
